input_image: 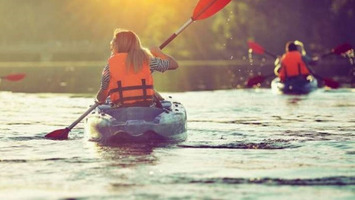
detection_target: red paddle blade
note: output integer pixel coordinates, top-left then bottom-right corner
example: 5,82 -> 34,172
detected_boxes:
246,75 -> 266,87
323,78 -> 340,89
2,73 -> 26,81
193,0 -> 231,20
45,128 -> 70,140
248,41 -> 265,55
332,43 -> 352,55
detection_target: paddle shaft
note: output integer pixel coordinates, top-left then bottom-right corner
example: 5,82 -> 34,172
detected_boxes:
321,52 -> 333,58
160,0 -> 229,49
264,51 -> 277,59
67,102 -> 99,130
160,18 -> 194,49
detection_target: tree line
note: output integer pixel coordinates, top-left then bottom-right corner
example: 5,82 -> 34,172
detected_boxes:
0,0 -> 353,61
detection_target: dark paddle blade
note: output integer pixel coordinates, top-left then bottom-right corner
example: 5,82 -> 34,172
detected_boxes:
247,41 -> 278,58
44,103 -> 99,140
322,78 -> 340,89
322,43 -> 353,58
1,73 -> 26,81
246,73 -> 275,87
246,75 -> 266,87
332,43 -> 352,55
193,0 -> 231,20
45,128 -> 70,140
247,41 -> 265,55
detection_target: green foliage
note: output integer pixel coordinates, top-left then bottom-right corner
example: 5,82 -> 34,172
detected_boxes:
0,0 -> 354,61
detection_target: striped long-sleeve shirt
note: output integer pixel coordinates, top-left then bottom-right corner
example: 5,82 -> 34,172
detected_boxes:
100,57 -> 169,90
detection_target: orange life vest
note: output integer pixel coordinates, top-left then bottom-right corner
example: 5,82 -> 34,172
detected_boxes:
107,53 -> 154,106
279,51 -> 310,81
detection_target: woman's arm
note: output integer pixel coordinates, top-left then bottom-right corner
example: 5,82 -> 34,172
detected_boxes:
274,57 -> 281,76
96,88 -> 108,104
150,46 -> 178,70
95,65 -> 110,104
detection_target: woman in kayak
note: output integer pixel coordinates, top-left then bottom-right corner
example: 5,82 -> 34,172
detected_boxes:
95,28 -> 178,107
274,41 -> 314,82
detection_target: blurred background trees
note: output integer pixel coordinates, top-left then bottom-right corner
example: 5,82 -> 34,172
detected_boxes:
0,0 -> 354,62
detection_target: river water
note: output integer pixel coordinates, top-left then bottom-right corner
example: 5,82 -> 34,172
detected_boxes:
0,89 -> 354,200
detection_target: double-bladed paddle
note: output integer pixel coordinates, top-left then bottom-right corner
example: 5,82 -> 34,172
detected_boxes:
160,0 -> 231,49
0,73 -> 26,81
246,41 -> 349,88
45,0 -> 232,140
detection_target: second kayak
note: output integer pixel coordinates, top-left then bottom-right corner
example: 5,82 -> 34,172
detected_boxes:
271,75 -> 318,95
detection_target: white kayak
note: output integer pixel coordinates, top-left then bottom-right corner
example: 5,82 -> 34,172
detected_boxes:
84,98 -> 187,144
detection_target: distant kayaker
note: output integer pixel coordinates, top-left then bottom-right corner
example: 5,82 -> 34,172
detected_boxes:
274,41 -> 315,82
95,28 -> 179,107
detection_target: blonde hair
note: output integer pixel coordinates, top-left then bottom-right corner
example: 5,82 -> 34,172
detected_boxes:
294,40 -> 307,56
111,29 -> 152,72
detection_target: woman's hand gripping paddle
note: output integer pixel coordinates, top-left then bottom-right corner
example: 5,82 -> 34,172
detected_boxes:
45,0 -> 231,140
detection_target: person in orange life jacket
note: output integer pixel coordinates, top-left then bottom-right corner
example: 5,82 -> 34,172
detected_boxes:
274,41 -> 313,82
95,29 -> 179,107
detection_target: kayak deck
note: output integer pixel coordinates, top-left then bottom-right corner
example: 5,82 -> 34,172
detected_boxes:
84,99 -> 187,144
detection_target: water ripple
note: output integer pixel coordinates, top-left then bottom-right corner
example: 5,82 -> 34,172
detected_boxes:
169,176 -> 355,186
178,141 -> 299,149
